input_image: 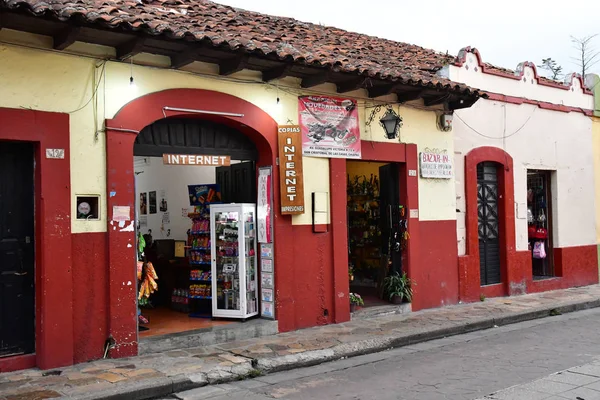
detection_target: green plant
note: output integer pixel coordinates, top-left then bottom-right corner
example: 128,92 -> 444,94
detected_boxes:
382,272 -> 414,302
349,292 -> 364,306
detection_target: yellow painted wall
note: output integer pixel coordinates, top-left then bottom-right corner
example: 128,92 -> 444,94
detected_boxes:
0,31 -> 456,232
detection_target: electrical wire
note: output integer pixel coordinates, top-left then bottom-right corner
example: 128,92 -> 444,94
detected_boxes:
66,61 -> 106,114
454,106 -> 537,140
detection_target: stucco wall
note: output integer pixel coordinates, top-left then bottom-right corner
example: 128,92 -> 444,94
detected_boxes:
360,105 -> 456,222
593,116 -> 600,277
448,60 -> 596,255
0,34 -> 455,233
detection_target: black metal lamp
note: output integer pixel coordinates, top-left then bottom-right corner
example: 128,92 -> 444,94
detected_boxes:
379,107 -> 402,139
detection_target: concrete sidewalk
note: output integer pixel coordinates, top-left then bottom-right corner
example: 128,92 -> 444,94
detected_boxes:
477,360 -> 600,399
2,285 -> 600,400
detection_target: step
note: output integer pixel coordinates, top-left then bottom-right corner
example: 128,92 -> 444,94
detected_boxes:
351,303 -> 412,320
138,318 -> 279,354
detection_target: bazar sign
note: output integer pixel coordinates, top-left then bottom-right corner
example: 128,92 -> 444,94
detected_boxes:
278,125 -> 305,215
419,152 -> 453,179
163,154 -> 231,166
299,96 -> 361,159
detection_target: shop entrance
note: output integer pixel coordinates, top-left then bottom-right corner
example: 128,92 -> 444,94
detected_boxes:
133,118 -> 259,338
0,142 -> 35,358
477,162 -> 501,285
346,160 -> 403,307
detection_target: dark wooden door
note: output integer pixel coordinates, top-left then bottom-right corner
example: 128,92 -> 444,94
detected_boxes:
379,163 -> 402,275
216,162 -> 256,204
477,162 -> 501,285
0,141 -> 35,357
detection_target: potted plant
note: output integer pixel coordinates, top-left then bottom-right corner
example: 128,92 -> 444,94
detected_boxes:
348,265 -> 355,281
349,292 -> 364,312
382,272 -> 414,304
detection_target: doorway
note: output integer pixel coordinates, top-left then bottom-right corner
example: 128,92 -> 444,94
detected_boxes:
477,162 -> 501,286
132,118 -> 259,338
346,160 -> 403,307
527,170 -> 554,278
0,141 -> 35,358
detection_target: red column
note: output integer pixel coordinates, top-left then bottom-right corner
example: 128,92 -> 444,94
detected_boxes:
105,130 -> 138,357
402,144 -> 420,303
330,158 -> 350,323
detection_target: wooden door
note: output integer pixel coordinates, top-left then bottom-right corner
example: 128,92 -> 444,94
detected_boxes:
477,162 -> 501,285
0,141 -> 35,357
379,163 -> 402,276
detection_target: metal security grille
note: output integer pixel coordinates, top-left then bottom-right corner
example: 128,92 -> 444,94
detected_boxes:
477,162 -> 501,285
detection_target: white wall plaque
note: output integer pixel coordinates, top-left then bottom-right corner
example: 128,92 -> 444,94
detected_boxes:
420,151 -> 452,179
46,149 -> 65,159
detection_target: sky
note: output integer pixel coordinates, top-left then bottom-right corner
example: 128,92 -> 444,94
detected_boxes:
215,0 -> 600,79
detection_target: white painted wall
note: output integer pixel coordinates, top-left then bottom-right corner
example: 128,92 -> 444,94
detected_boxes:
448,56 -> 596,254
134,156 -> 218,241
441,51 -> 593,110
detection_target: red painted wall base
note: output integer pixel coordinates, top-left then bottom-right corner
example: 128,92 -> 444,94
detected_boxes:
0,354 -> 36,373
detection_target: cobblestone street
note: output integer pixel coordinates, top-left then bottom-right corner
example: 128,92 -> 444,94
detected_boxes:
176,306 -> 600,400
1,285 -> 600,399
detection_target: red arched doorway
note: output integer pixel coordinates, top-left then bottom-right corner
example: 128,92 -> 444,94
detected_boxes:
459,146 -> 517,302
104,88 -> 290,357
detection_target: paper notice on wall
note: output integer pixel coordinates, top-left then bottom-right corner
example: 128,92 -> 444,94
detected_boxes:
159,189 -> 168,212
139,215 -> 148,229
181,208 -> 189,218
162,212 -> 170,225
113,206 -> 131,221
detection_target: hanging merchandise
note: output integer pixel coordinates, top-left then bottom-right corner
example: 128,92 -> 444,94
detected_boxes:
527,207 -> 534,224
532,241 -> 547,259
138,260 -> 158,306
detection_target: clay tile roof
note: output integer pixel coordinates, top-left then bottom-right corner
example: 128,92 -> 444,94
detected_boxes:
0,0 -> 483,96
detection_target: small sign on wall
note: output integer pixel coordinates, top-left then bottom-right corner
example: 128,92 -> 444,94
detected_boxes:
46,149 -> 65,159
419,151 -> 453,179
163,154 -> 231,166
278,125 -> 305,215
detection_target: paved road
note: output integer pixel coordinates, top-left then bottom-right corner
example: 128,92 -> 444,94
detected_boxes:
174,307 -> 600,400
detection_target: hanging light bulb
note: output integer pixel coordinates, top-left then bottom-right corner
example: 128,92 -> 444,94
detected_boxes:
129,57 -> 137,91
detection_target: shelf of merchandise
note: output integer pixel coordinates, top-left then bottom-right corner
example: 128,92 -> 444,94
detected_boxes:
187,205 -> 214,318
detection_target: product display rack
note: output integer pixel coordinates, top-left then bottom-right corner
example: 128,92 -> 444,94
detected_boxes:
187,204 -> 218,318
210,204 -> 258,320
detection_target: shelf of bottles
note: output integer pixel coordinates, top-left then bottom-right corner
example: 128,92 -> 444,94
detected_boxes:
347,174 -> 382,283
187,206 -> 213,316
210,204 -> 258,319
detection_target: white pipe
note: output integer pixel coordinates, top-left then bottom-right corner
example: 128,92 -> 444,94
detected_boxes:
162,106 -> 245,118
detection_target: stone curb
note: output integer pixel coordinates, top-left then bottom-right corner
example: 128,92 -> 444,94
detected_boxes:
88,297 -> 600,400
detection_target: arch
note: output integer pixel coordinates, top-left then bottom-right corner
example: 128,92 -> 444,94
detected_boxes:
104,88 -> 291,358
459,146 -> 517,302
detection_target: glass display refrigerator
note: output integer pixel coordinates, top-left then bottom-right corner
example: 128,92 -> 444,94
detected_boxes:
210,204 -> 258,319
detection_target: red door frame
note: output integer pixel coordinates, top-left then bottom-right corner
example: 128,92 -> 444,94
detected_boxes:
0,108 -> 73,372
459,146 -> 516,302
330,142 -> 420,314
103,89 -> 301,356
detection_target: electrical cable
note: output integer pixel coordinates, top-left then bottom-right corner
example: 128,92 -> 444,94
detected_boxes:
454,106 -> 537,140
65,61 -> 106,114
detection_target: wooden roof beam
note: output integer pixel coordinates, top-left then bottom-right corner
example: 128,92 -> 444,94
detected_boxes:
262,64 -> 292,82
53,26 -> 80,50
336,77 -> 366,93
170,52 -> 198,69
423,93 -> 451,106
219,54 -> 248,75
301,72 -> 330,88
117,37 -> 146,60
395,89 -> 425,103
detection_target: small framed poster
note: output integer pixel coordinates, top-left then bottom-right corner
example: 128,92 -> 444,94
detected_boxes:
260,243 -> 273,258
261,258 -> 273,273
261,273 -> 273,288
149,191 -> 157,214
261,288 -> 273,302
261,302 -> 274,318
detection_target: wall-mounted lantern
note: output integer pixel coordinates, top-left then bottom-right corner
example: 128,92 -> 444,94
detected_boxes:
379,107 -> 403,139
